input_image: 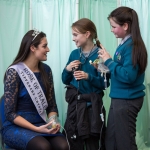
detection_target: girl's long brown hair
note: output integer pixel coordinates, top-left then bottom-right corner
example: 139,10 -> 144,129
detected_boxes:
108,6 -> 147,74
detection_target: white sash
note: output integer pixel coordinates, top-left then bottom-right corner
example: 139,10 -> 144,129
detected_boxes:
9,62 -> 48,122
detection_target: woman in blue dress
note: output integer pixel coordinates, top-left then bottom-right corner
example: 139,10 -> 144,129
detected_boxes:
1,29 -> 69,150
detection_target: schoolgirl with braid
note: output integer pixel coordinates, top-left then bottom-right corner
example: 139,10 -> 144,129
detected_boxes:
62,18 -> 109,150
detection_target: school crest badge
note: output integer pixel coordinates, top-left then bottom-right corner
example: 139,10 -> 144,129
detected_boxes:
116,51 -> 121,61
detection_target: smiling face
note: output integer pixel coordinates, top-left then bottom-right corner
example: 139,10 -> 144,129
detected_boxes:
32,37 -> 49,61
109,18 -> 128,39
72,28 -> 90,48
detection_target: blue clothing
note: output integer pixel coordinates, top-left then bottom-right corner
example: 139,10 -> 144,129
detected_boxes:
1,63 -> 62,150
62,46 -> 107,149
62,46 -> 109,94
104,37 -> 145,99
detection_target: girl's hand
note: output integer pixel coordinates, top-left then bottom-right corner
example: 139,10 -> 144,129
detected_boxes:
98,44 -> 111,62
73,71 -> 88,80
90,60 -> 99,69
66,60 -> 81,71
36,121 -> 60,134
91,63 -> 98,69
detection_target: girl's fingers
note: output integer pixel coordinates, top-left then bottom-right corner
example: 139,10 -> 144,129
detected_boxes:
73,71 -> 87,80
73,60 -> 81,64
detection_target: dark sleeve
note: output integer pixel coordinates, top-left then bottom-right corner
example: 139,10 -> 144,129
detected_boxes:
4,68 -> 20,122
46,66 -> 58,115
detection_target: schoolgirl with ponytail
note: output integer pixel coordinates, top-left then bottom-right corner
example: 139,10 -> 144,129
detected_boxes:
62,18 -> 108,150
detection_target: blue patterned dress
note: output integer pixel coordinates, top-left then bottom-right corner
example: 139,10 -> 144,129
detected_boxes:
1,63 -> 62,150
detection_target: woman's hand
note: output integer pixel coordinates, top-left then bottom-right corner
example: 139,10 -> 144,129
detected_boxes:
66,60 -> 81,72
36,121 -> 60,134
98,44 -> 111,62
13,115 -> 60,134
73,71 -> 88,80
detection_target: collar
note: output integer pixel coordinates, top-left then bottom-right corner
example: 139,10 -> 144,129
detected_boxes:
120,34 -> 131,45
80,45 -> 98,58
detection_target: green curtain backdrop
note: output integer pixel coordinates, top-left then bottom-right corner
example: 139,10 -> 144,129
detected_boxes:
0,0 -> 150,149
120,1 -> 150,149
0,0 -> 29,96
